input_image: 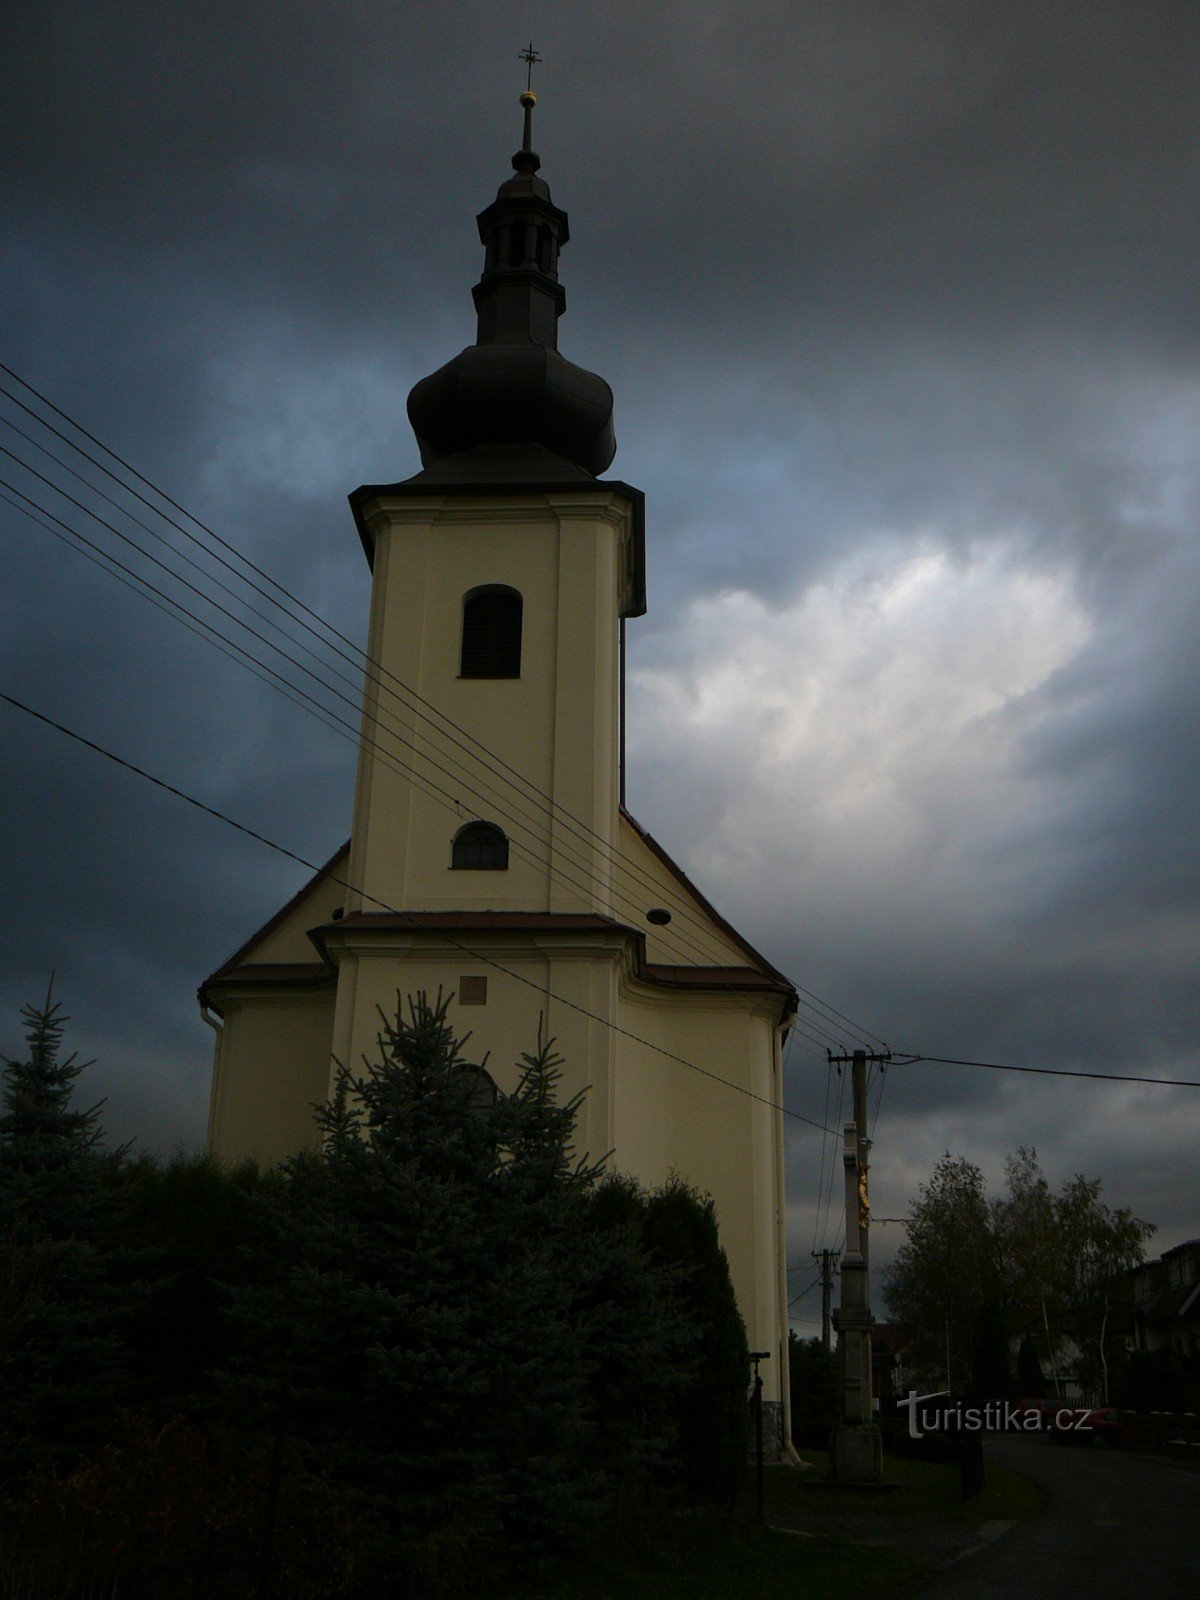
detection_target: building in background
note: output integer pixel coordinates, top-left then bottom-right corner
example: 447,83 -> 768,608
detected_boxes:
1129,1239 -> 1200,1358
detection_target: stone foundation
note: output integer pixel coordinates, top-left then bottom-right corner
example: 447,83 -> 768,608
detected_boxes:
748,1399 -> 791,1463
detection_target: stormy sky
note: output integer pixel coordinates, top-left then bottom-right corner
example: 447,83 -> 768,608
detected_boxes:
3,2 -> 1197,1329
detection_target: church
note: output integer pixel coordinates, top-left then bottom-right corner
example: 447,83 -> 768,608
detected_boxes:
201,87 -> 799,1434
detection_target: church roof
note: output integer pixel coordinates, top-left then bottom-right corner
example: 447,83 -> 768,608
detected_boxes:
619,806 -> 796,992
199,819 -> 798,1022
199,839 -> 350,1002
404,84 -> 616,481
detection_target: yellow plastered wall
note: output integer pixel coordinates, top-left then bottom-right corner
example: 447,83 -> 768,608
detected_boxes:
612,984 -> 789,1403
325,933 -> 622,1163
615,814 -> 752,968
346,492 -> 628,919
206,990 -> 335,1163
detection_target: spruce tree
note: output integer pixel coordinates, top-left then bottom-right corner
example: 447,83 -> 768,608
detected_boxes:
0,989 -> 125,1475
224,992 -> 689,1586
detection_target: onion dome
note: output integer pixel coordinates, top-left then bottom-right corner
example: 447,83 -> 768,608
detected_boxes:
407,89 -> 616,478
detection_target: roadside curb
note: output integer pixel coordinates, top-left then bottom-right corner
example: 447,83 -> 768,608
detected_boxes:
941,1518 -> 1015,1568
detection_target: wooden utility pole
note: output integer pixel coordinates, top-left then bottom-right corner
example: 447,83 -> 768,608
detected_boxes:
812,1248 -> 841,1353
828,1048 -> 889,1484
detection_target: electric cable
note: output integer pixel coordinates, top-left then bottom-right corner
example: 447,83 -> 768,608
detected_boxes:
0,475 -> 810,990
1,687 -> 841,1136
810,1054 -> 835,1254
815,1057 -> 849,1253
891,1053 -> 1200,1090
0,394 -> 772,974
0,461 -> 858,1048
0,363 -> 887,1050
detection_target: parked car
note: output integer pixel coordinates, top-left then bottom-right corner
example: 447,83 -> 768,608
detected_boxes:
1047,1406 -> 1095,1444
1047,1405 -> 1131,1446
1009,1397 -> 1057,1431
1080,1407 -> 1132,1447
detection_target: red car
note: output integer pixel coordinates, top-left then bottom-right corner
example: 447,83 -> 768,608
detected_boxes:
1009,1397 -> 1057,1430
1047,1406 -> 1130,1446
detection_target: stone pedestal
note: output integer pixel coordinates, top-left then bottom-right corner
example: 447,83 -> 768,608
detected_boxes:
830,1421 -> 883,1483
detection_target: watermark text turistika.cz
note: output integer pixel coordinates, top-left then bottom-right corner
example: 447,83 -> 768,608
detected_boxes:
897,1391 -> 1093,1440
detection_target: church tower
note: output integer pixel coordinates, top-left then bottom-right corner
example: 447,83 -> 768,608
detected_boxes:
203,87 -> 798,1441
344,85 -> 641,933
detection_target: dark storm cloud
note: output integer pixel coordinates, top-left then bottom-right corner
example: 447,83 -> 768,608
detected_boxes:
3,3 -> 1197,1269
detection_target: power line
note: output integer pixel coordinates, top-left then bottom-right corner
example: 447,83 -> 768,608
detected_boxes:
869,1058 -> 887,1141
787,1272 -> 823,1308
0,388 -> 844,1036
0,415 -> 741,978
0,435 -> 865,1054
1,481 -> 852,1075
893,1053 -> 1200,1090
1,688 -> 839,1137
0,366 -> 886,1051
0,489 -> 354,748
0,475 -> 795,992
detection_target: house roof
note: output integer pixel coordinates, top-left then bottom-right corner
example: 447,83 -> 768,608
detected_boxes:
1133,1283 -> 1198,1326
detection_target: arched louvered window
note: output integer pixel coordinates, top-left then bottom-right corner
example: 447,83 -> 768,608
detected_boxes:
452,820 -> 509,871
460,587 -> 522,678
462,1065 -> 498,1119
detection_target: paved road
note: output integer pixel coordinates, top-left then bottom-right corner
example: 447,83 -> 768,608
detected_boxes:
909,1434 -> 1200,1599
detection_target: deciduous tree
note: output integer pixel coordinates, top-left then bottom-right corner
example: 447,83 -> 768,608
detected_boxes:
884,1144 -> 1152,1400
882,1154 -> 999,1391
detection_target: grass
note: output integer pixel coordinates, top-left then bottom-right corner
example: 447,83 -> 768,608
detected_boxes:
1,1513 -> 927,1600
521,1522 -> 928,1600
772,1448 -> 1044,1523
3,1449 -> 1041,1600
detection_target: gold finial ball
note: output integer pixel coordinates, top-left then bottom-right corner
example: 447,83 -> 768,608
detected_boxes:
520,90 -> 538,108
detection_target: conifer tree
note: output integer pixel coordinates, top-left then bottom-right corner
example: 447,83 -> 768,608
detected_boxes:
639,1177 -> 748,1503
0,989 -> 124,1475
116,1149 -> 273,1412
225,992 -> 689,1584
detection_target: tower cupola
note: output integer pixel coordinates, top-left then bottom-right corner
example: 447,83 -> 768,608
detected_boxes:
406,86 -> 616,478
471,89 -> 569,348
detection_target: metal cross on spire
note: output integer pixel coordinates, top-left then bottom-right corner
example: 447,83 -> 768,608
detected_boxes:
519,41 -> 542,92
516,43 -> 542,160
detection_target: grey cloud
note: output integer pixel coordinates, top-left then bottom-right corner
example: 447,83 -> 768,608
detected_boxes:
3,0 -> 1198,1261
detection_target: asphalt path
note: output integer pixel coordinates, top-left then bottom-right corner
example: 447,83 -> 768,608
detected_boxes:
908,1433 -> 1200,1599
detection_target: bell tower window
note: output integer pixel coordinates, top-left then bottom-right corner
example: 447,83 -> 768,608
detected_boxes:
451,821 -> 509,871
460,587 -> 522,678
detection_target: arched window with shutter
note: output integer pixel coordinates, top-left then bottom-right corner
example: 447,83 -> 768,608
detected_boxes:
460,587 -> 522,678
462,1065 -> 498,1118
451,820 -> 509,870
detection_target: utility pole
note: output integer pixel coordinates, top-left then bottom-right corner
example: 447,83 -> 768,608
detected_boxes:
828,1047 -> 889,1484
812,1248 -> 841,1353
